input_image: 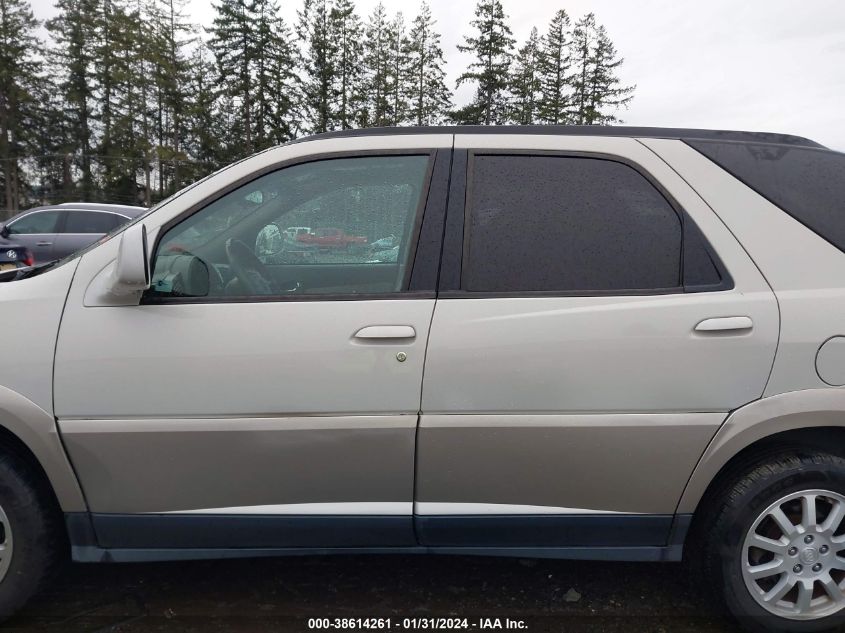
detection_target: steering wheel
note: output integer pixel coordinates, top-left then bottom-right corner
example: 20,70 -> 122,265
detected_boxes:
225,238 -> 277,295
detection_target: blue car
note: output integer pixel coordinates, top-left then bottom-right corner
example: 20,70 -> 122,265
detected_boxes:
0,235 -> 33,280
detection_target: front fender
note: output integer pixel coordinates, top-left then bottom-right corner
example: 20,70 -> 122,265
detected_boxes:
0,384 -> 86,512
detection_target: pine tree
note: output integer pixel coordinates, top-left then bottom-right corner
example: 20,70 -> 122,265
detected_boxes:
91,0 -> 155,204
362,2 -> 391,127
252,0 -> 273,146
244,0 -> 298,146
536,9 -> 571,124
128,0 -> 158,205
405,1 -> 450,126
453,0 -> 514,125
0,0 -> 43,212
93,0 -> 133,197
31,81 -> 72,204
582,23 -> 634,124
153,0 -> 195,193
569,13 -> 594,124
209,0 -> 298,156
208,0 -> 257,151
47,0 -> 99,201
101,1 -> 147,204
329,0 -> 363,129
385,12 -> 407,125
297,0 -> 336,133
266,12 -> 299,143
183,41 -> 225,170
508,27 -> 540,124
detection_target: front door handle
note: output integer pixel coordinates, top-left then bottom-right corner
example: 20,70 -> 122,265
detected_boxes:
695,316 -> 754,332
354,325 -> 416,340
36,241 -> 53,246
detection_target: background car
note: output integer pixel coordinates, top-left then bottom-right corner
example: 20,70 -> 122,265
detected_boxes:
283,226 -> 311,240
0,202 -> 146,264
296,227 -> 368,249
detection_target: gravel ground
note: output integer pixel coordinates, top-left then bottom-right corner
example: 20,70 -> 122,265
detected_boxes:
1,555 -> 740,632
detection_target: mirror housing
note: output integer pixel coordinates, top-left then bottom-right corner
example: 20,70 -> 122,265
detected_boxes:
108,223 -> 150,296
0,224 -> 9,239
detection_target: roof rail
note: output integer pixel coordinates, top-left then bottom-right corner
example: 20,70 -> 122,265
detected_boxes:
288,125 -> 823,149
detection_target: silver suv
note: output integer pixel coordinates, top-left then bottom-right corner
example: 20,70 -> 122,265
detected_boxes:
1,126 -> 845,632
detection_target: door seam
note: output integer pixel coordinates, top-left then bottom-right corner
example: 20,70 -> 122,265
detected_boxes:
413,138 -> 454,544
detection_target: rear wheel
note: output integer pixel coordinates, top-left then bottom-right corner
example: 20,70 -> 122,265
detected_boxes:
700,451 -> 845,633
0,453 -> 62,620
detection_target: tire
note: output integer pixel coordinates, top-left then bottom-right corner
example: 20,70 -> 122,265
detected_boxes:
698,450 -> 845,633
0,452 -> 62,621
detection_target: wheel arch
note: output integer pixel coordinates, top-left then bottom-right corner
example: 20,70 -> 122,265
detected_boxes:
0,385 -> 86,513
679,389 -> 845,517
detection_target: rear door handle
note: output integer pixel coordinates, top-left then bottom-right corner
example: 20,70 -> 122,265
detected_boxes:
36,241 -> 53,246
354,325 -> 416,339
694,316 -> 753,332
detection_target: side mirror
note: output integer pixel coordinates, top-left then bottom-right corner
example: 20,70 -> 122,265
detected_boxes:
108,223 -> 150,296
0,224 -> 9,239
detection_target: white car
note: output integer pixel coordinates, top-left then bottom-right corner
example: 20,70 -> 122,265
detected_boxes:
1,126 -> 845,632
283,226 -> 311,240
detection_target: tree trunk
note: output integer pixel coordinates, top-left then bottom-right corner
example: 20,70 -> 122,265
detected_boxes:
63,153 -> 73,199
144,153 -> 151,207
169,0 -> 180,189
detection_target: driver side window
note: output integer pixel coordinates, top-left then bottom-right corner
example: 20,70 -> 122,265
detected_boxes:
148,154 -> 431,299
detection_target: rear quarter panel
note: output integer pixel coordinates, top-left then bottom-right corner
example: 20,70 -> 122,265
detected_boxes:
643,138 -> 845,514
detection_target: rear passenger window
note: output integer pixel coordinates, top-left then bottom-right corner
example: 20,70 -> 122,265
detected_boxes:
463,155 -> 683,293
65,211 -> 120,233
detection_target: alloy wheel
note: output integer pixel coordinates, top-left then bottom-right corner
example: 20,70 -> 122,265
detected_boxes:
742,489 -> 845,620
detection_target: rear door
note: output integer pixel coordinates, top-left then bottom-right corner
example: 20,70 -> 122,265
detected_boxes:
416,135 -> 779,549
53,210 -> 124,259
5,209 -> 62,263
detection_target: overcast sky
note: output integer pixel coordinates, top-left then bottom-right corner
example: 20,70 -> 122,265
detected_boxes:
29,0 -> 845,150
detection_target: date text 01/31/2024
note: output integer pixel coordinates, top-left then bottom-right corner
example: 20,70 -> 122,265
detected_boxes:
307,618 -> 528,630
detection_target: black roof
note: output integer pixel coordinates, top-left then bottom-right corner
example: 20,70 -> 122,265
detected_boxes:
291,125 -> 824,149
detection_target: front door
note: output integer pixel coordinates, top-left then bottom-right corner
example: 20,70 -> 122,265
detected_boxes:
416,136 -> 779,550
55,150 -> 448,550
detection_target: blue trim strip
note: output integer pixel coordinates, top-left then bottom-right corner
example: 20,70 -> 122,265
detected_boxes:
67,512 -> 691,563
72,544 -> 683,564
90,513 -> 416,549
416,514 -> 674,547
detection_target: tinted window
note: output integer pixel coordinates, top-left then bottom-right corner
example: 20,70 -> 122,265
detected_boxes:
150,155 -> 430,299
463,155 -> 682,292
64,211 -> 122,233
689,141 -> 845,254
684,220 -> 723,289
7,210 -> 61,234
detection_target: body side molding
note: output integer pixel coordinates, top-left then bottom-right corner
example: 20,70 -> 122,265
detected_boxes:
66,512 -> 692,563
